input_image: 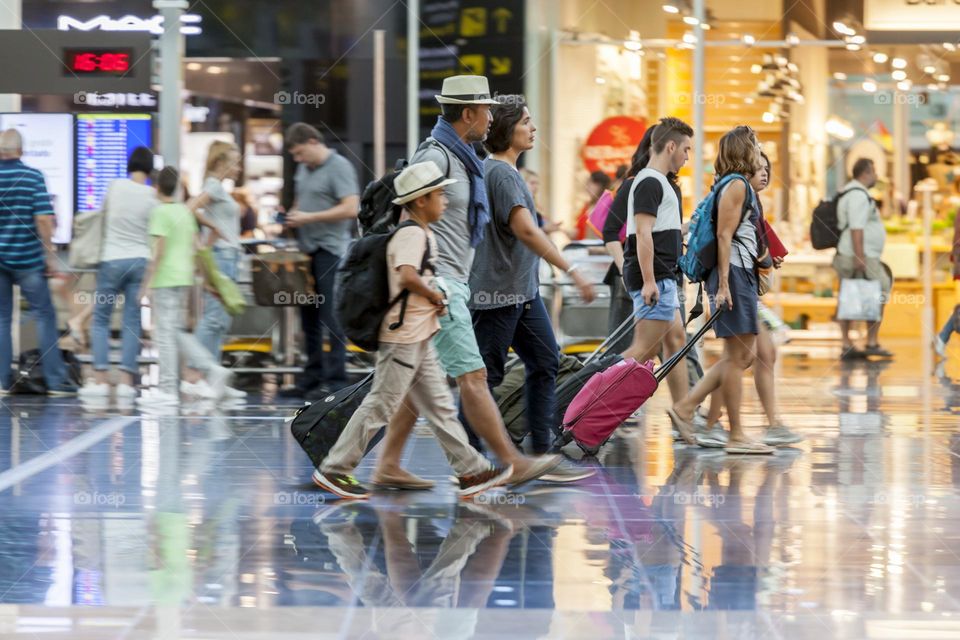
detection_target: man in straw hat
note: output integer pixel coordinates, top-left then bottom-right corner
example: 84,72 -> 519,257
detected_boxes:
316,161 -> 512,499
374,75 -> 591,487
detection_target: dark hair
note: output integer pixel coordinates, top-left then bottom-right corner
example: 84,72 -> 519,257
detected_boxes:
627,124 -> 658,177
157,166 -> 180,197
651,117 -> 694,154
127,146 -> 154,175
484,95 -> 527,154
284,122 -> 323,147
852,157 -> 874,179
614,164 -> 628,181
589,170 -> 611,190
440,103 -> 468,123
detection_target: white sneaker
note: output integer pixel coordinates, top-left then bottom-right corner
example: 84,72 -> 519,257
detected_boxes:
137,389 -> 180,407
181,379 -> 218,399
78,382 -> 110,398
206,366 -> 233,400
116,383 -> 137,399
934,335 -> 947,358
224,385 -> 247,399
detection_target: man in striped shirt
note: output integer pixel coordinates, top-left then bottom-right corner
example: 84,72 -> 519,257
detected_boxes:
0,129 -> 76,395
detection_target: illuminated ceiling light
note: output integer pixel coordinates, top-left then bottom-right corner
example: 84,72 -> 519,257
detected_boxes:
786,33 -> 800,46
891,69 -> 907,81
872,52 -> 888,64
928,83 -> 940,91
849,35 -> 866,45
751,63 -> 762,74
787,62 -> 799,73
742,34 -> 756,46
897,80 -> 912,91
683,16 -> 699,25
833,72 -> 848,80
832,21 -> 856,37
662,4 -> 680,13
762,111 -> 776,124
744,96 -> 755,104
862,79 -> 877,92
924,64 -> 937,74
943,42 -> 957,52
206,65 -> 223,74
936,73 -> 950,82
682,32 -> 698,44
186,62 -> 202,71
700,23 -> 711,30
624,30 -> 643,51
846,43 -> 861,51
594,76 -> 606,84
825,117 -> 854,140
891,57 -> 907,69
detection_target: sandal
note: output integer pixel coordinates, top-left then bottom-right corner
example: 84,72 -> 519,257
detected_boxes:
724,440 -> 775,454
666,408 -> 696,445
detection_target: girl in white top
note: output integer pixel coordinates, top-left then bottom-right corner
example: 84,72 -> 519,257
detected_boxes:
80,146 -> 157,400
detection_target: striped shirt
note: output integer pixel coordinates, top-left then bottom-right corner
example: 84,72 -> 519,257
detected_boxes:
0,159 -> 53,271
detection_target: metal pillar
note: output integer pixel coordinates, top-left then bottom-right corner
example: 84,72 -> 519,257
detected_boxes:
373,30 -> 385,177
0,0 -> 21,112
406,0 -> 420,157
153,0 -> 186,169
692,0 -> 705,200
893,90 -> 909,213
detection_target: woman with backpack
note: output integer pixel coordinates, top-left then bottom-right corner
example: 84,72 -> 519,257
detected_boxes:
464,95 -> 595,455
667,125 -> 774,454
695,152 -> 803,448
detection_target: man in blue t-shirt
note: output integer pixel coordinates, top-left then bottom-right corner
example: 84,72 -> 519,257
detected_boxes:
0,129 -> 75,395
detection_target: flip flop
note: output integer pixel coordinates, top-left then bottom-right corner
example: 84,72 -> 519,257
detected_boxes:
725,440 -> 775,455
666,408 -> 697,445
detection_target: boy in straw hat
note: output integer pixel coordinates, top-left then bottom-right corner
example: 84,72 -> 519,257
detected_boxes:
315,161 -> 513,499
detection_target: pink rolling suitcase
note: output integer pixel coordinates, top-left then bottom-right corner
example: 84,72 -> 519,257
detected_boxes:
555,310 -> 723,454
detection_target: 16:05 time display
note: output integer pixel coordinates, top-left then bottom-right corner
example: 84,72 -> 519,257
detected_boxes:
62,48 -> 133,76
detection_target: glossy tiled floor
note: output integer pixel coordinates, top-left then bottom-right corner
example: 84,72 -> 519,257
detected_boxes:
2,340 -> 960,639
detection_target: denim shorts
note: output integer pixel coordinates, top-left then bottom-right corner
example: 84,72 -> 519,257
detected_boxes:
629,278 -> 681,322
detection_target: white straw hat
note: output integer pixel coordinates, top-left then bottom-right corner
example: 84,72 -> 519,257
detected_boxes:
434,75 -> 499,105
392,161 -> 457,205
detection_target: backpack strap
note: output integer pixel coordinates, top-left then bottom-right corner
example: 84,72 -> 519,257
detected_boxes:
417,138 -> 453,179
387,221 -> 433,331
834,186 -> 871,234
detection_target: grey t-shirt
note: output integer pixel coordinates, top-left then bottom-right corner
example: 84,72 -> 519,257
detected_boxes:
202,176 -> 241,250
293,150 -> 358,257
837,180 -> 884,259
468,159 -> 540,310
410,140 -> 474,283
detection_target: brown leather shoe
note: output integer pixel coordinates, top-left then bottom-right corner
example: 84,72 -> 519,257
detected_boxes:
371,469 -> 436,491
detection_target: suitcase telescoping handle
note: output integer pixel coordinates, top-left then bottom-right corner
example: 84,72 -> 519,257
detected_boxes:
653,308 -> 725,383
583,312 -> 640,366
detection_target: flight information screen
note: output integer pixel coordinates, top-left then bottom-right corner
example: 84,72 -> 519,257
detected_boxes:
76,113 -> 152,213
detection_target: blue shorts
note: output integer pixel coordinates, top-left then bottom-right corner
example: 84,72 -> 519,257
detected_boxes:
629,278 -> 681,322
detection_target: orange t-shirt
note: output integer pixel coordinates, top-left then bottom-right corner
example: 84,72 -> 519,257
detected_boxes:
380,224 -> 441,344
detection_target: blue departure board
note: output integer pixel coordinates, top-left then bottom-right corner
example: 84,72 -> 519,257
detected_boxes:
76,113 -> 153,213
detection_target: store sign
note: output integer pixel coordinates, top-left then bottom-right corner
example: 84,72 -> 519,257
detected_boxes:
57,14 -> 202,36
76,92 -> 157,109
581,116 -> 647,176
865,0 -> 960,31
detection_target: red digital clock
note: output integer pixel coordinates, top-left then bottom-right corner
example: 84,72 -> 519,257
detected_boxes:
62,48 -> 133,76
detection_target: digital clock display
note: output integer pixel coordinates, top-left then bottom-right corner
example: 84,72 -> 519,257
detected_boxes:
62,48 -> 133,76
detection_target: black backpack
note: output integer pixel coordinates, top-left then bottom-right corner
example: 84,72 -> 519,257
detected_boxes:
356,140 -> 452,236
810,187 -> 866,250
335,220 -> 433,352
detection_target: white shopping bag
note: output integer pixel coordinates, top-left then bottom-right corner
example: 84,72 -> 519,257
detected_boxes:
836,278 -> 883,321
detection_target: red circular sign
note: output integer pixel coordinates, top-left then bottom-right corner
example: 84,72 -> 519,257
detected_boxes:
581,116 -> 647,176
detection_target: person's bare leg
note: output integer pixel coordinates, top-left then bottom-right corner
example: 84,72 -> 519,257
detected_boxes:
724,335 -> 756,443
94,369 -> 109,385
375,396 -> 419,476
673,343 -> 730,422
840,320 -> 854,349
866,305 -> 886,346
754,323 -> 780,427
661,312 -> 689,405
622,319 -> 670,364
705,387 -> 723,425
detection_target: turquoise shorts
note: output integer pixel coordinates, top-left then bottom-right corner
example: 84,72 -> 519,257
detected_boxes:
432,279 -> 486,378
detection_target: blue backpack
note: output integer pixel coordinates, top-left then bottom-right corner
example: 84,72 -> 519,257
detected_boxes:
678,173 -> 754,283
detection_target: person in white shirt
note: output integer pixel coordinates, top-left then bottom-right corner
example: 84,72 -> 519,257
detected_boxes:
832,158 -> 892,360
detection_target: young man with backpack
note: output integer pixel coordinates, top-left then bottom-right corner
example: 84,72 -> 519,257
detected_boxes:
620,117 -> 694,408
377,75 -> 578,486
832,158 -> 892,360
315,161 -> 513,499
